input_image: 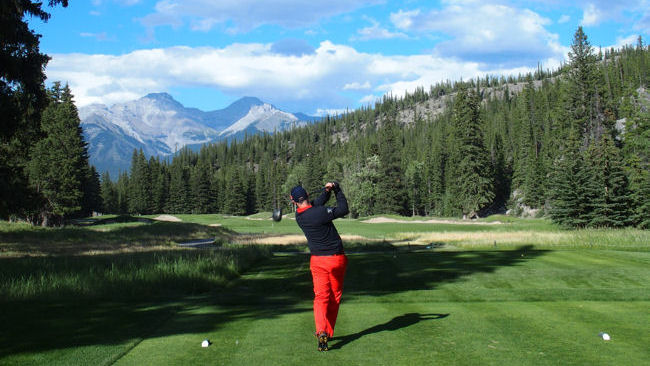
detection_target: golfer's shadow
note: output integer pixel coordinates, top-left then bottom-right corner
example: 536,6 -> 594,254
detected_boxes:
330,312 -> 449,350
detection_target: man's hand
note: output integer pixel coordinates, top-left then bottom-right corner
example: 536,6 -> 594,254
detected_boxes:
325,182 -> 335,192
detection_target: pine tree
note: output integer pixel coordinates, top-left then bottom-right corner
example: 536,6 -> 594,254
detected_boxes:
169,161 -> 191,214
100,171 -> 118,213
81,165 -> 102,216
376,116 -> 405,214
0,0 -> 68,219
115,172 -> 130,214
223,167 -> 247,215
190,162 -> 212,214
344,155 -> 381,217
549,135 -> 592,227
128,149 -> 151,214
405,161 -> 425,216
27,83 -> 90,225
566,26 -> 602,147
584,135 -> 632,227
446,88 -> 494,218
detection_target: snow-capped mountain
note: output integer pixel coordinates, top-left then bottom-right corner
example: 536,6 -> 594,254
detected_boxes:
219,103 -> 303,137
79,93 -> 316,176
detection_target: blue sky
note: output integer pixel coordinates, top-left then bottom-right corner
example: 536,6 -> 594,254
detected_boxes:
32,0 -> 649,115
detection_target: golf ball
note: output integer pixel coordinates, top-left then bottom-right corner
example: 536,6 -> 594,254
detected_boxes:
599,332 -> 610,341
202,340 -> 210,347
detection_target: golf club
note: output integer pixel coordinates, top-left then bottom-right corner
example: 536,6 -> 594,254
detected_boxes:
272,187 -> 326,222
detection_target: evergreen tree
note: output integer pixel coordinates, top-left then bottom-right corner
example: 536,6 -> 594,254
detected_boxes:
446,88 -> 494,218
81,165 -> 102,216
424,130 -> 446,216
128,149 -> 151,214
344,155 -> 381,217
566,26 -> 602,147
0,0 -> 68,219
115,172 -> 130,214
376,116 -> 405,214
223,167 -> 247,215
405,161 -> 425,216
27,83 -> 90,225
100,171 -> 118,213
168,161 -> 190,213
549,135 -> 592,227
190,161 -> 212,214
622,101 -> 650,228
584,135 -> 632,227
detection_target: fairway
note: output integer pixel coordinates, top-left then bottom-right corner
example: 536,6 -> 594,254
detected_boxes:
113,248 -> 648,365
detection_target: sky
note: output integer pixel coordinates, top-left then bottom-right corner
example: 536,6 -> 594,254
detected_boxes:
31,0 -> 649,115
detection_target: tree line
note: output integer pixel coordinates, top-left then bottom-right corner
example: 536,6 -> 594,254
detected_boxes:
101,28 -> 648,229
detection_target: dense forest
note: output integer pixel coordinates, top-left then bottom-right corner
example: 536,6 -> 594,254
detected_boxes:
99,28 -> 649,229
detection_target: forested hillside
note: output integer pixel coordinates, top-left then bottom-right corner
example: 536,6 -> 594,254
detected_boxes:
102,28 -> 649,228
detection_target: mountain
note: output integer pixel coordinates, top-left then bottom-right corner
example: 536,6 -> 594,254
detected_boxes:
79,93 -> 316,176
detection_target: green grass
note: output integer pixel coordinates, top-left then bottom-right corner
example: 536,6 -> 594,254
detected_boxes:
111,248 -> 649,366
0,217 -> 648,365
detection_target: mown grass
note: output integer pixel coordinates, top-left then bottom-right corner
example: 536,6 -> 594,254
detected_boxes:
112,247 -> 650,366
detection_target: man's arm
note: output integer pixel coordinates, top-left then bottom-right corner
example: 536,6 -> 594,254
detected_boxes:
312,188 -> 330,207
329,187 -> 349,219
320,182 -> 348,221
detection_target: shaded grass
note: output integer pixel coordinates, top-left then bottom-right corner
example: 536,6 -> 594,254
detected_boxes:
0,218 -> 232,256
0,246 -> 270,302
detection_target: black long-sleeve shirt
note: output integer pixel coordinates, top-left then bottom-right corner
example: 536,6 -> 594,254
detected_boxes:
295,188 -> 349,256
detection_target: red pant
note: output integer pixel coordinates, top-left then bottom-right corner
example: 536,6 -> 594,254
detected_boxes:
310,254 -> 348,338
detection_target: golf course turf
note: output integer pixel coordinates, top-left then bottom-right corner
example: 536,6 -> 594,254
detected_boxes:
1,217 -> 648,365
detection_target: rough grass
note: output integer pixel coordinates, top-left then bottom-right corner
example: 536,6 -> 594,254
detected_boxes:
0,217 -> 232,256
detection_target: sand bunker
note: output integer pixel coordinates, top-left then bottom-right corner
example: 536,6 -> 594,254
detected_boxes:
362,216 -> 501,225
153,215 -> 182,222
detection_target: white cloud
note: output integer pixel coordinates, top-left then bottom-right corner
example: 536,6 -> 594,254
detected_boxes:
352,18 -> 408,41
558,14 -> 570,24
359,94 -> 379,104
389,3 -> 566,67
390,9 -> 420,30
80,32 -> 112,41
140,0 -> 382,34
581,3 -> 602,26
46,41 -> 553,114
607,34 -> 641,49
315,108 -> 349,117
343,81 -> 372,90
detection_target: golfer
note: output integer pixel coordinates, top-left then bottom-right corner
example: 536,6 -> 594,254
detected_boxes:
291,182 -> 349,351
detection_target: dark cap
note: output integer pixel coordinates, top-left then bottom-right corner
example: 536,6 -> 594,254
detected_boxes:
291,185 -> 308,202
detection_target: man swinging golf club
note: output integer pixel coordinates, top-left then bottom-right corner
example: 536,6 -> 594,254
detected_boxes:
291,181 -> 349,352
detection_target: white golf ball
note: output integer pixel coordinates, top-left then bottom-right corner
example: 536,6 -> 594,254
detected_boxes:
202,340 -> 210,347
599,332 -> 610,341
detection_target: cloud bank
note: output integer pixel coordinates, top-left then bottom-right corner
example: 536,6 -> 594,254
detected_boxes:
46,41 -> 564,114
